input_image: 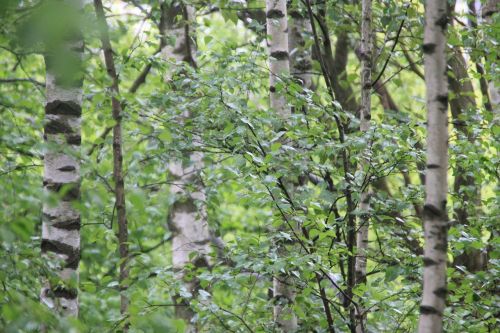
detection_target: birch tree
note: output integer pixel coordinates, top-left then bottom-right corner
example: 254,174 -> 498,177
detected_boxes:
1,0 -> 499,331
355,0 -> 372,331
266,0 -> 297,330
288,7 -> 312,90
267,0 -> 291,118
161,2 -> 212,330
40,0 -> 83,317
419,1 -> 449,332
94,0 -> 130,329
481,0 -> 500,112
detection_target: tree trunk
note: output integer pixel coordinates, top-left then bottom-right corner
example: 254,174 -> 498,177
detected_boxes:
448,48 -> 487,272
267,0 -> 291,118
314,6 -> 359,117
288,8 -> 312,91
94,0 -> 130,329
466,1 -> 493,112
41,3 -> 83,316
355,0 -> 372,331
288,8 -> 338,332
419,1 -> 449,332
481,0 -> 500,112
267,0 -> 297,330
160,2 -> 211,331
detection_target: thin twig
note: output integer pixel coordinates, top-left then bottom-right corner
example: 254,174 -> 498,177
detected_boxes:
371,6 -> 408,87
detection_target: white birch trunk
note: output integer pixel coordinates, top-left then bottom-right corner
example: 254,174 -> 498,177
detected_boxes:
419,1 -> 449,332
355,0 -> 372,331
267,0 -> 291,118
267,0 -> 297,330
288,9 -> 312,90
481,0 -> 500,113
161,3 -> 211,331
41,16 -> 83,316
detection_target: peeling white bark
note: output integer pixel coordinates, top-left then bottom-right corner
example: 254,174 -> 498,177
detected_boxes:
419,1 -> 449,332
161,3 -> 211,331
42,224 -> 80,248
162,5 -> 196,62
43,152 -> 80,183
43,201 -> 79,222
288,10 -> 312,90
41,2 -> 83,316
267,0 -> 297,331
169,159 -> 211,271
45,70 -> 83,103
355,0 -> 372,331
267,0 -> 291,118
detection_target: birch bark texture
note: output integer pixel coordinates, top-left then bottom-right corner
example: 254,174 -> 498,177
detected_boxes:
41,1 -> 83,316
267,0 -> 291,118
267,0 -> 297,331
481,0 -> 500,112
288,8 -> 312,90
160,2 -> 211,331
419,1 -> 449,332
355,0 -> 372,331
94,0 -> 130,327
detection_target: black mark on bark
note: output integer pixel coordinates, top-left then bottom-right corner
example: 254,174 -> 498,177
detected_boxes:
435,14 -> 448,30
271,51 -> 289,60
46,100 -> 82,116
58,165 -> 76,172
423,257 -> 439,266
423,204 -> 443,218
420,305 -> 441,315
267,9 -> 285,19
41,239 -> 80,269
433,287 -> 447,298
436,94 -> 448,105
423,43 -> 436,54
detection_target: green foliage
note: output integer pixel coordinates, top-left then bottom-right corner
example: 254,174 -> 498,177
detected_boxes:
0,0 -> 498,332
